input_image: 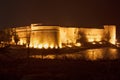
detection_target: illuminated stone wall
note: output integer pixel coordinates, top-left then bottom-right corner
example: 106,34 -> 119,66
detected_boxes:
29,24 -> 61,49
10,24 -> 116,48
12,26 -> 30,45
60,27 -> 79,44
78,28 -> 104,42
104,25 -> 116,44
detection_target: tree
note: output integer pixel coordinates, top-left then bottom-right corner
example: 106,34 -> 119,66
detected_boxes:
0,29 -> 12,44
14,33 -> 19,45
76,31 -> 87,44
104,31 -> 111,43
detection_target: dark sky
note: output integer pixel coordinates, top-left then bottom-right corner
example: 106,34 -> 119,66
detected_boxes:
0,0 -> 120,28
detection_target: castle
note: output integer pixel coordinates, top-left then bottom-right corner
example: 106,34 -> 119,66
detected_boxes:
9,24 -> 116,49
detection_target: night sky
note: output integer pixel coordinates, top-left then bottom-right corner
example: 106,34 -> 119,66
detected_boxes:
0,0 -> 120,28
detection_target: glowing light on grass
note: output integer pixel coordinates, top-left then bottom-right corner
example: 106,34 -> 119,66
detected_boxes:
92,42 -> 96,44
67,45 -> 72,48
30,55 -> 42,59
43,55 -> 55,59
75,43 -> 81,47
99,42 -> 102,44
88,38 -> 94,42
55,46 -> 58,49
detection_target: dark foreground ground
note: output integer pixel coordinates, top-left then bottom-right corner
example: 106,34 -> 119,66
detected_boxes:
0,47 -> 120,80
0,59 -> 120,80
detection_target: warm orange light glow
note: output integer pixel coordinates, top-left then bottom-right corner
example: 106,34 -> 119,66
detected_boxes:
88,38 -> 94,42
30,55 -> 42,59
55,46 -> 58,49
59,45 -> 62,48
29,25 -> 61,49
75,43 -> 81,47
29,44 -> 33,48
104,25 -> 116,45
108,48 -> 118,60
80,28 -> 104,43
87,35 -> 102,42
50,44 -> 54,49
60,27 -> 78,44
44,44 -> 49,49
95,37 -> 101,42
30,55 -> 56,59
99,42 -> 102,44
85,49 -> 103,61
29,43 -> 62,49
43,55 -> 55,59
92,42 -> 96,44
10,24 -> 116,49
34,44 -> 38,48
67,45 -> 72,48
19,39 -> 23,45
38,44 -> 42,49
29,48 -> 118,60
